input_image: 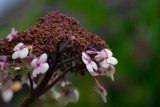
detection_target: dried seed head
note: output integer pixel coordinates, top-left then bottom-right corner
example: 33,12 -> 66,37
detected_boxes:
0,11 -> 108,56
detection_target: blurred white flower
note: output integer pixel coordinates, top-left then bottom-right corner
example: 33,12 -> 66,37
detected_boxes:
52,81 -> 79,105
31,53 -> 49,77
1,89 -> 13,103
12,43 -> 29,59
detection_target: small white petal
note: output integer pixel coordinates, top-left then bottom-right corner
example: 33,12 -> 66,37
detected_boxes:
32,68 -> 40,77
31,59 -> 38,68
39,53 -> 48,63
2,89 -> 13,103
107,57 -> 118,65
104,49 -> 113,57
39,63 -> 49,73
91,61 -> 98,70
12,51 -> 19,59
99,60 -> 110,68
19,48 -> 29,58
13,43 -> 23,51
82,56 -> 88,64
82,52 -> 88,59
86,64 -> 94,73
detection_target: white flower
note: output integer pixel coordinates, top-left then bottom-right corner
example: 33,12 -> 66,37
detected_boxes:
31,53 -> 49,77
95,79 -> 107,103
52,81 -> 79,105
82,52 -> 98,76
1,89 -> 13,103
12,43 -> 29,59
95,49 -> 118,68
7,28 -> 17,42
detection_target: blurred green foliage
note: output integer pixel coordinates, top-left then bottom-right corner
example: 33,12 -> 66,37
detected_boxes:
0,0 -> 160,107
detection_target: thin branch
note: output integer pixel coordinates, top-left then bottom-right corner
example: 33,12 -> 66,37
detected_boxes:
32,47 -> 59,96
41,67 -> 71,94
57,55 -> 81,66
27,73 -> 33,93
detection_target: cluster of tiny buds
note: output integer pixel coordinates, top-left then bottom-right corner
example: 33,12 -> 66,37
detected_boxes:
0,12 -> 118,106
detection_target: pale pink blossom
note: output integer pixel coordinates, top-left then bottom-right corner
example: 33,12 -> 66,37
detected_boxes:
95,49 -> 118,68
31,53 -> 49,77
82,52 -> 98,76
12,43 -> 29,59
7,28 -> 17,41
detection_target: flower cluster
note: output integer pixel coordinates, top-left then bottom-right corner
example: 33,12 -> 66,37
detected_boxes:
82,48 -> 118,80
0,12 -> 118,106
82,48 -> 118,102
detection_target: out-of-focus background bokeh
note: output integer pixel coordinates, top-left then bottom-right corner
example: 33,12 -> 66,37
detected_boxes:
0,0 -> 160,107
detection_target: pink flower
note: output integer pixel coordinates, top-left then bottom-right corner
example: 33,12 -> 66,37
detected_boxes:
31,53 -> 49,77
12,43 -> 29,59
7,28 -> 17,41
82,52 -> 98,76
95,49 -> 118,68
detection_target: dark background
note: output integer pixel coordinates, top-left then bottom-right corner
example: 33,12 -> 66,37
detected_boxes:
0,0 -> 160,107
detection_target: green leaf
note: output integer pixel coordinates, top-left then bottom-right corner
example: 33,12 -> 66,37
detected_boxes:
7,64 -> 28,75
